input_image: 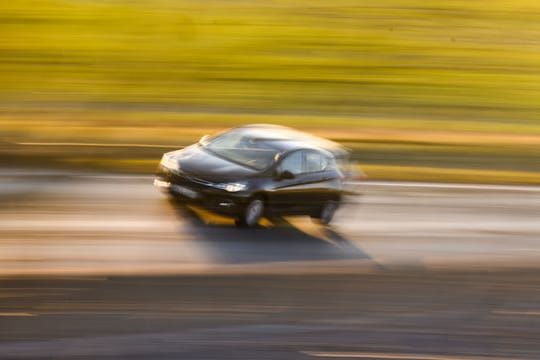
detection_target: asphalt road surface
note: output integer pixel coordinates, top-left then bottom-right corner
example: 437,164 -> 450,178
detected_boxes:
1,172 -> 539,275
1,172 -> 540,359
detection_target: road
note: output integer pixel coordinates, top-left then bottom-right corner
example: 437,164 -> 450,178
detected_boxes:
1,172 -> 539,275
1,172 -> 540,359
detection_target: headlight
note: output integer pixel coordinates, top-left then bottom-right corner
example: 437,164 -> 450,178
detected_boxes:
160,154 -> 180,172
224,183 -> 247,192
215,182 -> 247,192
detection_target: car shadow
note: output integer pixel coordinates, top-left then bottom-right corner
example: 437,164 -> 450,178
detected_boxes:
167,198 -> 371,265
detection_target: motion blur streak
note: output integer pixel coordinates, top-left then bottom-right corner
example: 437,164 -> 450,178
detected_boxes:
2,272 -> 540,359
0,173 -> 539,358
2,0 -> 540,359
301,351 -> 510,359
1,174 -> 539,275
1,0 -> 540,182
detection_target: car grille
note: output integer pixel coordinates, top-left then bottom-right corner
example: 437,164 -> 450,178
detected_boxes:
176,172 -> 215,188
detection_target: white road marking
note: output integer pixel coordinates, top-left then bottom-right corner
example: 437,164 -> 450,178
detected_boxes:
0,312 -> 35,317
16,142 -> 177,148
0,219 -> 173,231
75,178 -> 540,193
81,175 -> 154,180
301,351 -> 516,360
493,309 -> 540,316
351,181 -> 540,192
1,169 -> 539,192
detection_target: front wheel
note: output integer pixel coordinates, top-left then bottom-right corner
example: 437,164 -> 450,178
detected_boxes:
312,200 -> 339,225
236,198 -> 264,228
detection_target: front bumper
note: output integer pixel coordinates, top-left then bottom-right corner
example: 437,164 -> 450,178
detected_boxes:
154,169 -> 250,216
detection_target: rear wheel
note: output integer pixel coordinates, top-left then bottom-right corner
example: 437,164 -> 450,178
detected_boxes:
312,200 -> 339,225
236,197 -> 264,228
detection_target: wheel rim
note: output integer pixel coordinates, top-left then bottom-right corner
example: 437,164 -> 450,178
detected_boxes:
321,201 -> 337,223
245,199 -> 263,226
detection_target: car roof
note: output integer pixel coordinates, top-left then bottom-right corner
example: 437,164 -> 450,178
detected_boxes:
234,124 -> 349,157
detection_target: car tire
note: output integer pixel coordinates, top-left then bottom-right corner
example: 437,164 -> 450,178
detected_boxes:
236,197 -> 264,228
312,200 -> 339,225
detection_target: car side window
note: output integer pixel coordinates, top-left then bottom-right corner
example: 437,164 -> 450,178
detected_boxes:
304,151 -> 328,173
279,151 -> 303,175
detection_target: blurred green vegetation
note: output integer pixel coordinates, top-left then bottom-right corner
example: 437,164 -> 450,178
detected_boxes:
1,0 -> 540,183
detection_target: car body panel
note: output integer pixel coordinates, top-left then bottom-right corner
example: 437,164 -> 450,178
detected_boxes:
155,125 -> 350,221
166,145 -> 258,182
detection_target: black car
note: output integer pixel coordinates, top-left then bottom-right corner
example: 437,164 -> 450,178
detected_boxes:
154,124 -> 352,227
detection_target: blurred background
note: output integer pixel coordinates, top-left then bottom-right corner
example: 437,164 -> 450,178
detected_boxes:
1,0 -> 540,183
2,2 -> 540,359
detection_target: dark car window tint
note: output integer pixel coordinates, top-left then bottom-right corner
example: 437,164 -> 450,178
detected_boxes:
305,151 -> 327,172
203,129 -> 280,170
280,151 -> 303,175
208,130 -> 243,148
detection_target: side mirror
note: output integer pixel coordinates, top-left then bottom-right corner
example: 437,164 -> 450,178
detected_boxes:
199,134 -> 210,145
276,170 -> 295,180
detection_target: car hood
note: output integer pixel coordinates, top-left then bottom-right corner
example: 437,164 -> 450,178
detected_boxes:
166,145 -> 259,182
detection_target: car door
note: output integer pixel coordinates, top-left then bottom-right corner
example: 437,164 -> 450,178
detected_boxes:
268,150 -> 310,215
301,150 -> 342,210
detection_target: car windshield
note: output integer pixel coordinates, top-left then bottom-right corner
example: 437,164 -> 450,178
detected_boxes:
201,129 -> 280,171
